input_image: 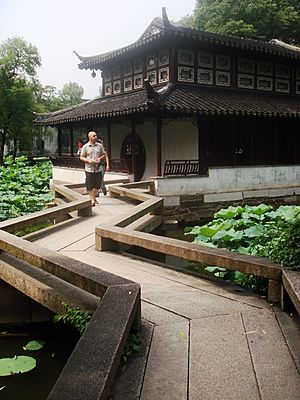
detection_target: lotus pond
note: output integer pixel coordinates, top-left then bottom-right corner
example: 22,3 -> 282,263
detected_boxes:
0,323 -> 79,400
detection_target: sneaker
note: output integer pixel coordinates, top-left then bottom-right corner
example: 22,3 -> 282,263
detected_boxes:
102,186 -> 107,196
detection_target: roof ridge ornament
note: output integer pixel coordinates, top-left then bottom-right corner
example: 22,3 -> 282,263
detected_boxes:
269,39 -> 300,53
73,51 -> 85,62
162,7 -> 172,30
144,79 -> 159,103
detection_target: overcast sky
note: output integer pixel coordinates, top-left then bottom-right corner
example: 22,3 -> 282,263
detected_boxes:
1,0 -> 196,99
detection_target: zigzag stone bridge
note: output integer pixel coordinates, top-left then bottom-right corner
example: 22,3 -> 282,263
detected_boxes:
0,176 -> 299,399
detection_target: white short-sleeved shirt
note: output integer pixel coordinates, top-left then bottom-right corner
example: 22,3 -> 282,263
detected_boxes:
81,142 -> 105,173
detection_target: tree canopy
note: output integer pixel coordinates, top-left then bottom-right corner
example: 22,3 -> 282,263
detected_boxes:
0,36 -> 85,163
179,0 -> 300,44
0,37 -> 41,163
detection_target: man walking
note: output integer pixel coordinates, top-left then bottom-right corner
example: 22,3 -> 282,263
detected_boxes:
80,131 -> 106,206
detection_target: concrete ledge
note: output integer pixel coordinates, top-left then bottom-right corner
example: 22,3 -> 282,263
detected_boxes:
0,180 -> 141,400
96,225 -> 282,281
48,284 -> 140,400
0,198 -> 91,233
0,231 -> 140,400
204,192 -> 243,203
0,253 -> 99,315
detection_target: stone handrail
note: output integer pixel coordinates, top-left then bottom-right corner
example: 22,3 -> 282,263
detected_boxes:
96,182 -> 300,307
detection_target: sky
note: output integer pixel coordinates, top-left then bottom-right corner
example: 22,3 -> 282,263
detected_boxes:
1,0 -> 196,99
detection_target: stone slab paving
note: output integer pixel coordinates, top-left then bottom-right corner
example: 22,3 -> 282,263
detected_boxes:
32,196 -> 300,400
242,309 -> 300,399
140,321 -> 189,400
190,313 -> 260,400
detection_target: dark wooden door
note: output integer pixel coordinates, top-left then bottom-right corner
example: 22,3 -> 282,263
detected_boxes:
121,133 -> 146,181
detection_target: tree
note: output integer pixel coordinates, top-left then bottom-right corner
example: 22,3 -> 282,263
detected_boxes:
179,0 -> 300,44
59,81 -> 84,107
0,37 -> 41,163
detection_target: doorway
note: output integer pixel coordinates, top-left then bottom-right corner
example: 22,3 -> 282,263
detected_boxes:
121,133 -> 146,181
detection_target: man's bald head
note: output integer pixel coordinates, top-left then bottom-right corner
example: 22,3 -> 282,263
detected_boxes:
88,131 -> 97,140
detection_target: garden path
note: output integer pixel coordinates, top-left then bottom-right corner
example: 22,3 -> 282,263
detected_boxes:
32,194 -> 300,400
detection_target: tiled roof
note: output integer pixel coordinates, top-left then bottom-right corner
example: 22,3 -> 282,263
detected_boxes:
75,15 -> 300,70
36,84 -> 300,126
37,90 -> 153,125
160,85 -> 300,118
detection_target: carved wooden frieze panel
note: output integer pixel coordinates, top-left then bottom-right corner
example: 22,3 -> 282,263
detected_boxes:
158,49 -> 169,66
257,62 -> 273,76
275,65 -> 290,79
257,76 -> 273,91
216,55 -> 230,70
158,67 -> 169,84
146,54 -> 156,70
113,80 -> 121,94
237,74 -> 255,89
134,59 -> 143,74
238,59 -> 255,74
197,52 -> 213,68
178,49 -> 194,65
275,79 -> 290,93
197,69 -> 213,85
104,82 -> 112,96
178,66 -> 194,82
124,77 -> 133,91
216,71 -> 231,86
134,74 -> 143,89
124,62 -> 132,76
104,69 -> 112,83
147,71 -> 157,85
113,66 -> 121,80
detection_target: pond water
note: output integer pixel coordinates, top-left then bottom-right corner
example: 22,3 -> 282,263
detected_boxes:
0,323 -> 79,400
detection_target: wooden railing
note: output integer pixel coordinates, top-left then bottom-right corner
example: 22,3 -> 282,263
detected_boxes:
50,156 -> 129,173
164,159 -> 208,176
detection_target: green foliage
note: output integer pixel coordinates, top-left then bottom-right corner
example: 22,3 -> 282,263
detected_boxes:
0,37 -> 41,162
186,204 -> 300,289
59,81 -> 84,107
253,217 -> 300,270
123,332 -> 143,362
0,156 -> 54,221
0,355 -> 36,376
179,0 -> 300,44
23,340 -> 45,351
54,303 -> 92,335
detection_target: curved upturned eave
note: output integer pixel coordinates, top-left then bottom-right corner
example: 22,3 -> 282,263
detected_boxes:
77,26 -> 300,71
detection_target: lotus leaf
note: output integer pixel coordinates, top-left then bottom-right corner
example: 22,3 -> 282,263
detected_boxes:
0,356 -> 36,376
24,340 -> 45,351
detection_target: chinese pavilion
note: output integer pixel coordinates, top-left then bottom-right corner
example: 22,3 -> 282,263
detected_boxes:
38,8 -> 300,219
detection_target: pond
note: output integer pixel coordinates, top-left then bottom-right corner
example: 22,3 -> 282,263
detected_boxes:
0,322 -> 79,400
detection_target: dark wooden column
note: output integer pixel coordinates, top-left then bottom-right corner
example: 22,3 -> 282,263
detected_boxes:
70,126 -> 74,156
197,116 -> 208,174
57,126 -> 62,156
107,122 -> 111,159
131,121 -> 136,180
156,114 -> 162,176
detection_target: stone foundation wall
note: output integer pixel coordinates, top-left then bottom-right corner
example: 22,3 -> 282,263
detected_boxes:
162,192 -> 300,224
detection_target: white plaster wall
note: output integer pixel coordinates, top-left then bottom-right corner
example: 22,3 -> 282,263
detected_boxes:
155,165 -> 300,196
110,123 -> 130,159
161,121 -> 198,167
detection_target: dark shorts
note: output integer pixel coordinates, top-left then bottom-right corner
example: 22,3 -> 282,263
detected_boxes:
85,172 -> 103,191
